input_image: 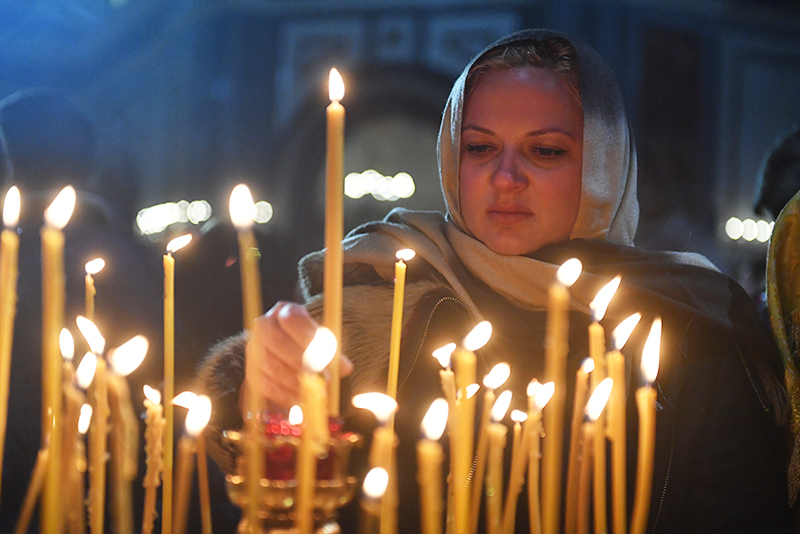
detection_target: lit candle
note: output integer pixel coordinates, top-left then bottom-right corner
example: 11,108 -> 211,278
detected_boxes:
72,405 -> 91,534
527,381 -> 554,534
387,248 -> 415,399
565,358 -> 595,534
588,276 -> 620,534
542,258 -> 581,534
142,386 -> 164,534
84,258 -> 104,320
486,390 -> 511,534
172,391 -> 211,534
15,448 -> 50,534
433,343 -> 457,532
295,327 -> 336,534
0,186 -> 20,502
361,467 -> 389,534
502,409 -> 528,534
630,319 -> 661,534
60,331 -> 85,534
324,68 -> 346,416
41,186 -> 75,534
107,336 -> 148,534
607,313 -> 641,534
471,362 -> 510,534
418,399 -> 448,534
173,395 -> 212,534
163,233 -> 191,534
453,321 -> 492,534
577,378 -> 613,534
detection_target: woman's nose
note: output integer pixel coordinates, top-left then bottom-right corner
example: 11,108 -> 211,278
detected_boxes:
490,150 -> 527,191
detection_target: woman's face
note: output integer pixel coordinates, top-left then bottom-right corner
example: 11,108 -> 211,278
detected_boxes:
459,66 -> 583,255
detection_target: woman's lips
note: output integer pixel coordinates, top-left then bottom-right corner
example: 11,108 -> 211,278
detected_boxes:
487,205 -> 533,224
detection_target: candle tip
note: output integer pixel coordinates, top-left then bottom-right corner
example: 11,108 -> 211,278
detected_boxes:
641,317 -> 662,383
329,68 -> 345,102
59,328 -> 75,361
352,392 -> 397,424
173,391 -> 198,409
108,335 -> 148,376
432,343 -> 456,368
288,405 -> 303,426
556,258 -> 582,287
44,186 -> 76,229
303,326 -> 337,373
166,233 -> 192,254
143,385 -> 161,405
3,185 -> 20,227
78,404 -> 93,434
463,320 -> 492,351
229,184 -> 256,229
585,377 -> 613,421
610,312 -> 642,351
490,390 -> 513,422
420,398 -> 448,440
185,395 -> 212,437
590,275 -> 621,321
396,248 -> 416,262
362,467 -> 388,499
85,257 -> 105,276
76,315 -> 106,355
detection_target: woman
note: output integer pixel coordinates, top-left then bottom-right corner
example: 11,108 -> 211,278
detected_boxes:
200,30 -> 791,533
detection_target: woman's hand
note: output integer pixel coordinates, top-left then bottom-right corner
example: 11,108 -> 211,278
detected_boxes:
244,301 -> 352,409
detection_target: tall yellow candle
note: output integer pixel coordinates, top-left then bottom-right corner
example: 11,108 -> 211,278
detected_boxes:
387,249 -> 415,399
542,258 -> 581,534
527,381 -> 554,534
196,433 -> 213,534
163,234 -> 191,534
295,328 -> 336,534
565,358 -> 594,534
173,395 -> 211,534
607,313 -> 641,534
433,343 -> 457,532
630,319 -> 661,534
578,378 -> 613,534
418,399 -> 448,534
61,376 -> 84,533
324,68 -> 345,416
361,468 -> 389,534
485,391 -> 511,534
73,407 -> 91,534
142,386 -> 164,534
0,185 -> 20,503
42,185 -> 75,534
89,355 -> 109,534
84,258 -> 104,321
15,448 -> 50,534
471,363 -> 510,534
502,410 -> 528,534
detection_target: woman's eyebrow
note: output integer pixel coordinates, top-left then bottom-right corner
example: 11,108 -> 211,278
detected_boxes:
461,124 -> 494,135
526,127 -> 577,139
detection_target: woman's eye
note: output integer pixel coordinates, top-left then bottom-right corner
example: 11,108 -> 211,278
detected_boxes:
532,147 -> 567,158
465,144 -> 493,154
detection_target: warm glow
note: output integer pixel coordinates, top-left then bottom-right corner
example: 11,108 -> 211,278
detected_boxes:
432,343 -> 456,368
490,390 -> 512,422
143,385 -> 161,405
184,395 -> 212,437
288,405 -> 303,426
396,248 -> 416,262
107,335 -> 148,377
345,170 -> 416,201
556,258 -> 582,287
352,393 -> 397,424
590,275 -> 621,322
166,234 -> 192,254
465,383 -> 480,399
463,321 -> 492,351
76,352 -> 97,390
135,199 -> 213,236
585,378 -> 613,422
511,410 -> 528,423
76,316 -> 105,355
580,358 -> 595,374
610,313 -> 642,352
85,258 -> 105,276
3,186 -> 20,227
532,381 -> 555,412
229,184 -> 256,229
60,328 -> 75,362
420,398 -> 448,441
329,68 -> 345,102
78,404 -> 93,435
44,186 -> 76,230
362,467 -> 388,499
173,391 -> 198,409
302,326 -> 337,373
641,318 -> 662,383
483,362 -> 510,390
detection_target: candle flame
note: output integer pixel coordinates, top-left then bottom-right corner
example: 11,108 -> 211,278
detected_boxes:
432,343 -> 455,368
352,392 -> 397,424
166,233 -> 192,254
641,318 -> 662,383
78,404 -> 93,435
3,186 -> 20,227
556,258 -> 582,287
288,405 -> 303,426
60,328 -> 75,362
585,377 -> 613,422
362,467 -> 388,499
420,398 -> 448,441
44,186 -> 76,229
302,326 -> 337,373
229,184 -> 256,229
534,381 -> 555,411
463,320 -> 492,351
107,335 -> 148,377
483,362 -> 510,390
465,383 -> 480,399
580,358 -> 595,374
590,275 -> 621,321
526,379 -> 540,398
396,248 -> 416,262
329,68 -> 345,102
173,391 -> 198,409
76,315 -> 105,355
143,385 -> 161,405
84,258 -> 105,276
184,395 -> 212,437
490,390 -> 512,422
511,409 -> 528,423
610,313 -> 642,351
75,352 -> 97,390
